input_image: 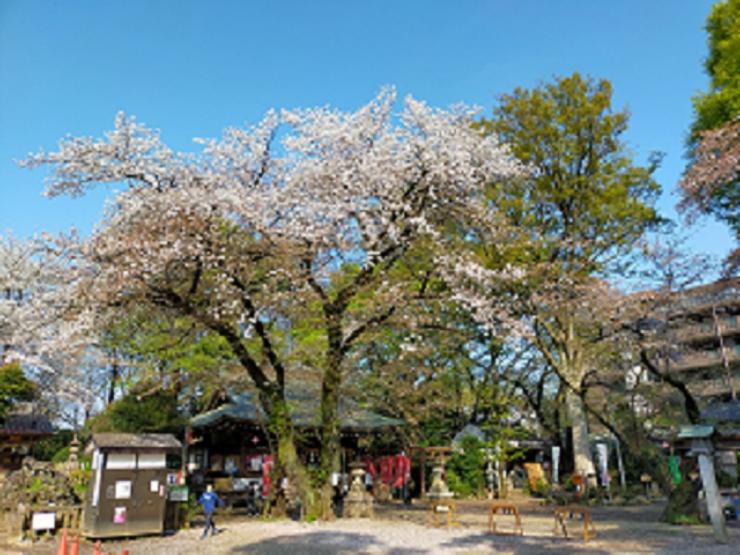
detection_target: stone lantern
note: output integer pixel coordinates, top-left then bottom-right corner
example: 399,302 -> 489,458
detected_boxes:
68,435 -> 81,467
343,461 -> 374,518
426,460 -> 453,500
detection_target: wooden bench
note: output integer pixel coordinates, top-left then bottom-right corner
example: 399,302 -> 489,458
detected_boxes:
427,499 -> 459,528
553,507 -> 596,542
488,503 -> 523,536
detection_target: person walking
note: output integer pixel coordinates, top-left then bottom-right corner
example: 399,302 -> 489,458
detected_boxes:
197,484 -> 224,539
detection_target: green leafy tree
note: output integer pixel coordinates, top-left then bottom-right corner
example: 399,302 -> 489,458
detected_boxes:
104,311 -> 239,412
0,361 -> 36,422
475,73 -> 662,483
690,0 -> 740,141
447,436 -> 487,497
88,386 -> 185,435
478,73 -> 661,274
31,429 -> 75,461
682,0 -> 739,266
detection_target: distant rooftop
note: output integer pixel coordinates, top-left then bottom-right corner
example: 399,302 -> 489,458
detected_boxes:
88,433 -> 181,451
0,413 -> 53,436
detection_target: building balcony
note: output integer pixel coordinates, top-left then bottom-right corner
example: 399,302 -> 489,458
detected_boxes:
670,348 -> 740,373
688,378 -> 737,400
668,282 -> 739,317
674,317 -> 740,343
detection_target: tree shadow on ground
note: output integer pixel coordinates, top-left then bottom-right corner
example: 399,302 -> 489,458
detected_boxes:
229,531 -> 428,555
438,531 -> 612,555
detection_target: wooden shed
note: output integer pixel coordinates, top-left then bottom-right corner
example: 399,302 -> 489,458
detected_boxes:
83,433 -> 181,538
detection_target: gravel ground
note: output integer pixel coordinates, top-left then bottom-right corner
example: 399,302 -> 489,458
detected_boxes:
3,500 -> 739,554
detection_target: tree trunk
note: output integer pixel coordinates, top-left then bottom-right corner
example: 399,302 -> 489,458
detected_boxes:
107,351 -> 119,405
264,391 -> 317,518
318,350 -> 343,520
564,387 -> 596,487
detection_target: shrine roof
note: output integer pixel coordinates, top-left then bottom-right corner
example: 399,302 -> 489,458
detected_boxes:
0,413 -> 53,436
190,387 -> 402,432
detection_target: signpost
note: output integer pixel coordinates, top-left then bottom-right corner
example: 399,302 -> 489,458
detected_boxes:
31,512 -> 56,531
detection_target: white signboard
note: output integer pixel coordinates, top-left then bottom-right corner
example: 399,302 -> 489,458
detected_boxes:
32,512 -> 56,531
597,443 -> 610,487
551,446 -> 561,484
115,480 -> 132,499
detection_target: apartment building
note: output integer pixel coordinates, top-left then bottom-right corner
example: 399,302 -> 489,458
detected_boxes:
667,277 -> 739,402
624,277 -> 739,418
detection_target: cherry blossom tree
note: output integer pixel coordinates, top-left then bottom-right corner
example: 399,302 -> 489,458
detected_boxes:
0,232 -> 100,422
679,119 -> 739,275
23,89 -> 521,515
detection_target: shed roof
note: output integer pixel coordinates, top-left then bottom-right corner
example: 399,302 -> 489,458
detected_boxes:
88,433 -> 181,451
191,388 -> 402,432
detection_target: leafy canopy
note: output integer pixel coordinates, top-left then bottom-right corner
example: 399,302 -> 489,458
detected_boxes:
681,0 -> 739,258
89,386 -> 184,435
690,0 -> 740,141
0,362 -> 36,422
477,73 -> 662,278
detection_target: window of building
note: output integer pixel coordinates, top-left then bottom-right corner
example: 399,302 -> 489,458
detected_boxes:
106,453 -> 136,470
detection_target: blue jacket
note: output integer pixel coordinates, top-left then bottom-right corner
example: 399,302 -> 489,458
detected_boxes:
197,490 -> 223,514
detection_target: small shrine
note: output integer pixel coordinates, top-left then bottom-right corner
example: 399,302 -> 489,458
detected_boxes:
0,406 -> 53,481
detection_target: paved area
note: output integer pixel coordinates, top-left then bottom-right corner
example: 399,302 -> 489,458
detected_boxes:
2,500 -> 739,554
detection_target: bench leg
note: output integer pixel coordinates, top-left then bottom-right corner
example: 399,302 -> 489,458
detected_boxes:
583,514 -> 596,542
553,514 -> 568,538
514,511 -> 523,536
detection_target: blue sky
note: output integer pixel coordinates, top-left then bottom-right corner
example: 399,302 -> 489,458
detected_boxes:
0,0 -> 732,265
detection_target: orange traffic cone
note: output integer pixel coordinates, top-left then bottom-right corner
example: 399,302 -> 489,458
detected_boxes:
70,535 -> 80,555
56,529 -> 68,555
92,540 -> 102,555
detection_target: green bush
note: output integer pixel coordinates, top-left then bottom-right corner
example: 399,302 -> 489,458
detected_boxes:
32,430 -> 76,461
716,469 -> 736,489
446,436 -> 486,498
530,478 -> 551,498
69,468 -> 91,497
624,444 -> 671,493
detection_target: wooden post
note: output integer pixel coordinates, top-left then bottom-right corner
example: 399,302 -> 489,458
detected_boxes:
694,439 -> 728,544
420,449 -> 427,499
183,424 -> 192,481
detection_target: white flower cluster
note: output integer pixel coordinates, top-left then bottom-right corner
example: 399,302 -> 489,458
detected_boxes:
21,89 -> 523,332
